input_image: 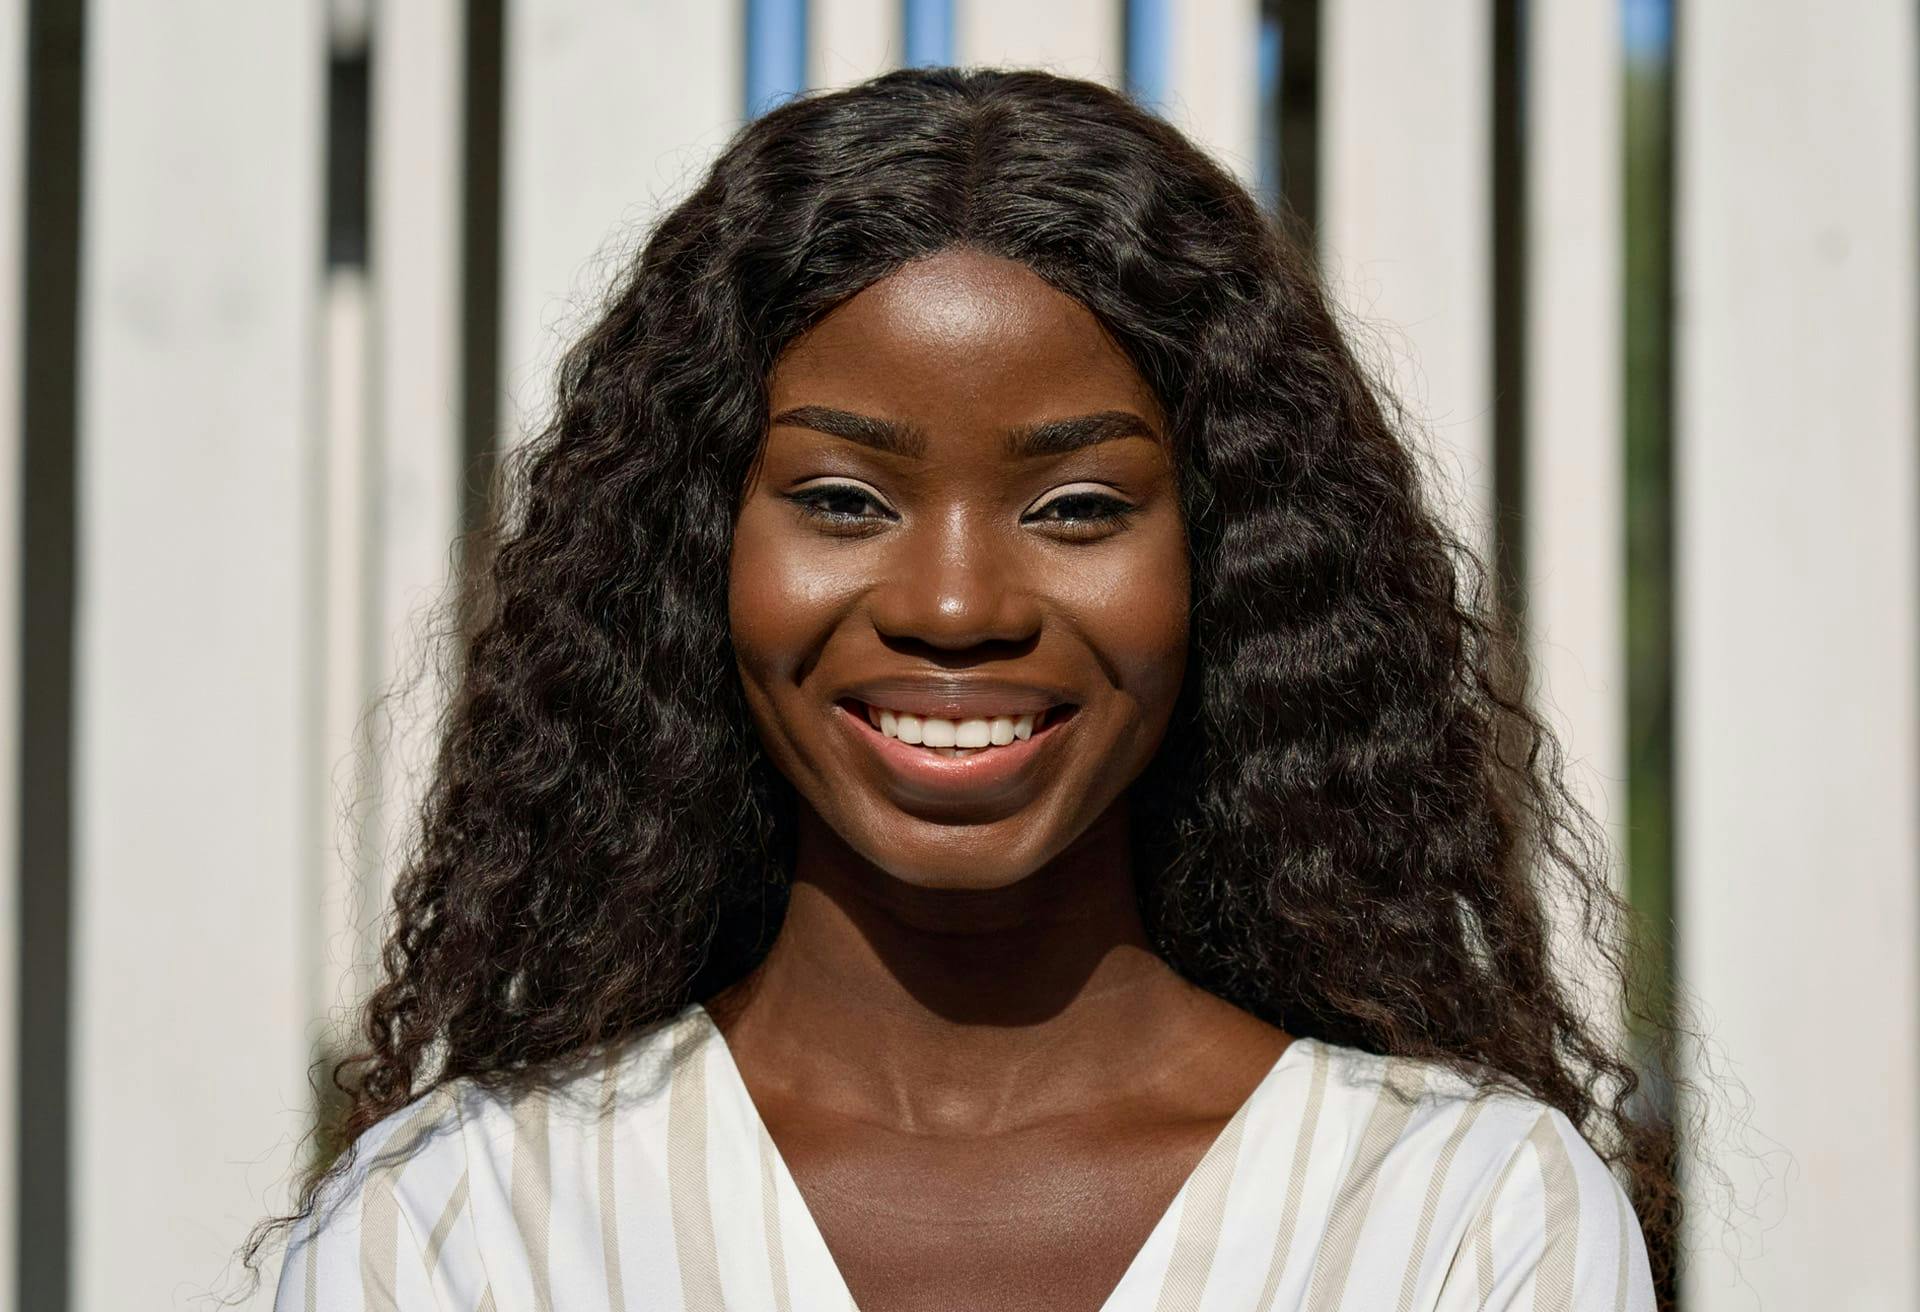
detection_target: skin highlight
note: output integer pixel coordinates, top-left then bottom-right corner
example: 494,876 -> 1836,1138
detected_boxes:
717,247 -> 1288,1310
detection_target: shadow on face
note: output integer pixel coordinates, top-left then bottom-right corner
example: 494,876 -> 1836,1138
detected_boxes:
728,246 -> 1190,894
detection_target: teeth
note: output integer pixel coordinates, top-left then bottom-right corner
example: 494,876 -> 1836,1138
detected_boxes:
861,704 -> 1048,752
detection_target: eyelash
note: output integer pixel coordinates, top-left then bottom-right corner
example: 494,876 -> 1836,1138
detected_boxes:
783,483 -> 1137,534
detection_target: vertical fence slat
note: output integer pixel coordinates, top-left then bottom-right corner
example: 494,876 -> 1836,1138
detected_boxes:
902,0 -> 954,67
957,0 -> 1122,85
1525,0 -> 1626,988
0,1 -> 22,1305
500,1 -> 743,452
317,261 -> 372,1050
1158,0 -> 1261,185
747,0 -> 808,115
354,0 -> 467,1012
74,1 -> 324,1303
1676,6 -> 1920,1308
1318,1 -> 1493,541
809,0 -> 898,91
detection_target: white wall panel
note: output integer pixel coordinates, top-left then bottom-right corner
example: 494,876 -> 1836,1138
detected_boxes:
958,0 -> 1121,86
1676,5 -> 1920,1308
356,0 -> 466,1007
75,2 -> 324,1306
811,0 -> 899,91
501,0 -> 743,448
0,2 -> 23,1306
1161,0 -> 1261,185
1525,0 -> 1625,1008
1320,0 -> 1492,541
317,266 -> 372,1064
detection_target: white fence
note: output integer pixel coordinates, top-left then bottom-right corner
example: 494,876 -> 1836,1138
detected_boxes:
3,1 -> 1914,1307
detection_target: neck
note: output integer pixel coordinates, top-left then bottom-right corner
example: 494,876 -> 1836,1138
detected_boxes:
709,801 -> 1213,1133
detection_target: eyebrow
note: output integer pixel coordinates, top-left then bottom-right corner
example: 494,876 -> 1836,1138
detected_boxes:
768,405 -> 1160,459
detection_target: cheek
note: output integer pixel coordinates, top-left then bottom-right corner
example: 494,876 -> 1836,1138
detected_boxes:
1122,556 -> 1191,724
727,505 -> 854,696
1063,522 -> 1191,731
728,511 -> 797,696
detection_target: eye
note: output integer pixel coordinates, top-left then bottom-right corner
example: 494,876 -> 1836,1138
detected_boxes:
1024,485 -> 1138,533
783,479 -> 895,527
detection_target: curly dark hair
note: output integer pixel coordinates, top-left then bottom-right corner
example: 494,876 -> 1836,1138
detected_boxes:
243,64 -> 1682,1297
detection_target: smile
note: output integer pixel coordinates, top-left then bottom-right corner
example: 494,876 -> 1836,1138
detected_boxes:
859,702 -> 1054,756
835,698 -> 1075,799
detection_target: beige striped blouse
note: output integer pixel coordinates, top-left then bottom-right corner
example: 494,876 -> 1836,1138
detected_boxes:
276,1003 -> 1655,1311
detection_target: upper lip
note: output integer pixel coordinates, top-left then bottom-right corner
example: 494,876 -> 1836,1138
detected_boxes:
837,676 -> 1077,720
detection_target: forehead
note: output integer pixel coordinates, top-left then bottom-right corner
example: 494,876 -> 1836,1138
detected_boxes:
767,247 -> 1160,426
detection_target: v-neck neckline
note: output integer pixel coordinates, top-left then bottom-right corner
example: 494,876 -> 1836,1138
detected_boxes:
691,1003 -> 1307,1312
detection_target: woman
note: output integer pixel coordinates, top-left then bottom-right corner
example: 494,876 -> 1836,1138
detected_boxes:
259,66 -> 1671,1310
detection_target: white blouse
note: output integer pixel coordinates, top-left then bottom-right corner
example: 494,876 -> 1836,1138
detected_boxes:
276,1003 -> 1655,1311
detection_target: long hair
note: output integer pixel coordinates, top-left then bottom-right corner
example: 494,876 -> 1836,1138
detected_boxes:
245,65 -> 1681,1289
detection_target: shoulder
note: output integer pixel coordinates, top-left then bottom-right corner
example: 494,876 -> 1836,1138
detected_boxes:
364,1005 -> 712,1218
1296,1036 -> 1592,1138
1302,1037 -> 1585,1151
442,1006 -> 708,1166
275,1082 -> 474,1307
278,1014 -> 704,1304
1301,1035 -> 1641,1213
1286,1037 -> 1655,1309
302,1080 -> 473,1251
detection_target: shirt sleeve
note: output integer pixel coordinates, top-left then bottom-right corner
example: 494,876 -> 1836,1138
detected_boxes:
273,1091 -> 469,1312
1433,1106 -> 1657,1312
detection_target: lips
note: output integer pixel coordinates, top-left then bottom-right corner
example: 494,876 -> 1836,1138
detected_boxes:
832,695 -> 1076,805
835,676 -> 1076,720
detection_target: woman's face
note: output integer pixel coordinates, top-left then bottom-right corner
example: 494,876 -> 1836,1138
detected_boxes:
729,246 -> 1188,890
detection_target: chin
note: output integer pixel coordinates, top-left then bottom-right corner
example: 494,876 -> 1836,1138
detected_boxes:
815,792 -> 1127,908
846,819 -> 1057,893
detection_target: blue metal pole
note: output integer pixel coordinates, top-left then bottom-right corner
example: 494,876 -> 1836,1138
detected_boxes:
1125,0 -> 1172,107
746,0 -> 809,117
1255,9 -> 1283,209
903,0 -> 954,68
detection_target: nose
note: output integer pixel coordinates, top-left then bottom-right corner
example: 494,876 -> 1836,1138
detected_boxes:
865,508 -> 1044,652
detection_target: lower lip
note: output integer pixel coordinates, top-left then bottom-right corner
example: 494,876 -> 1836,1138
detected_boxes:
835,702 -> 1072,800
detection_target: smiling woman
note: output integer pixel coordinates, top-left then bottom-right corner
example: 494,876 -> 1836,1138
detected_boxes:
253,67 -> 1670,1311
